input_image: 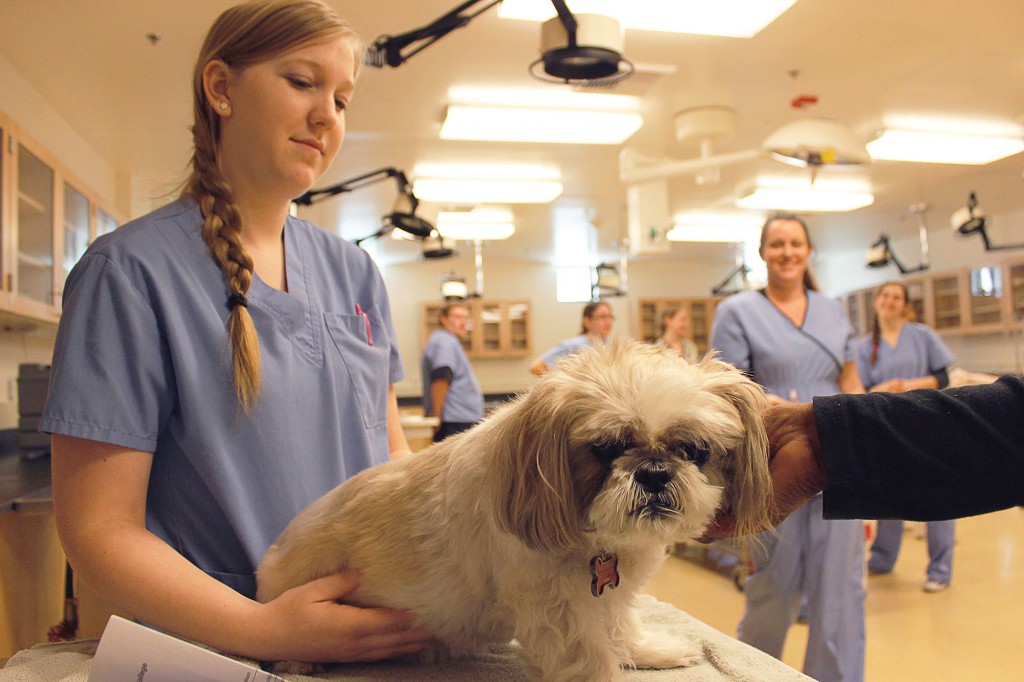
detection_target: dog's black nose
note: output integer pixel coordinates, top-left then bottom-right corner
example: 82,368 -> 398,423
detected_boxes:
635,461 -> 672,493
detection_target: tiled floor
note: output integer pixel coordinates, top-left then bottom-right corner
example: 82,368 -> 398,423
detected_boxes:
645,507 -> 1024,681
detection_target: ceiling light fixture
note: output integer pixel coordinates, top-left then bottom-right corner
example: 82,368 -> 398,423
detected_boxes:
499,0 -> 798,38
865,204 -> 931,273
867,128 -> 1024,165
951,191 -> 1024,251
436,207 -> 517,240
621,115 -> 870,185
440,105 -> 642,144
365,0 -> 634,87
666,212 -> 765,242
736,185 -> 875,212
529,7 -> 633,85
412,164 -> 564,204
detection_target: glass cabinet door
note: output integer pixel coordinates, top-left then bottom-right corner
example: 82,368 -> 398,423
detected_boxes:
17,144 -> 55,305
931,275 -> 962,330
1010,262 -> 1024,324
478,303 -> 502,353
64,183 -> 90,277
507,302 -> 529,353
96,207 -> 118,238
967,266 -> 1003,328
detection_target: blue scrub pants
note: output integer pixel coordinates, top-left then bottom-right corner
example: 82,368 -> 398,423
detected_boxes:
868,519 -> 955,583
738,495 -> 866,682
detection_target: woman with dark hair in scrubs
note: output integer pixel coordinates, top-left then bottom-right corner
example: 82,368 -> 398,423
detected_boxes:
857,281 -> 957,593
710,213 -> 867,682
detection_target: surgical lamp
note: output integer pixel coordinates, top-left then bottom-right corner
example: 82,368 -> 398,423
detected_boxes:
293,167 -> 435,246
620,112 -> 870,186
865,204 -> 931,274
951,191 -> 1024,251
866,235 -> 927,274
365,0 -> 632,85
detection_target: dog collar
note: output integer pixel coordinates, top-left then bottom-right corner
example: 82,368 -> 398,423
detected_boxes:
589,551 -> 620,597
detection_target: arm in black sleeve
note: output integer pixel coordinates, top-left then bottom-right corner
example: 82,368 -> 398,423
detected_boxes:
813,375 -> 1024,521
931,366 -> 950,389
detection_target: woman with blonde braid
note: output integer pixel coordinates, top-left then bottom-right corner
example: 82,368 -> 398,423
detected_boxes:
856,281 -> 957,592
40,0 -> 432,665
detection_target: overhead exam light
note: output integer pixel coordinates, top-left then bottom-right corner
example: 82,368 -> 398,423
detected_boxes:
294,167 -> 434,246
866,236 -> 926,274
440,273 -> 469,300
365,0 -> 633,87
529,5 -> 633,85
951,191 -> 1024,251
865,204 -> 931,274
620,113 -> 871,185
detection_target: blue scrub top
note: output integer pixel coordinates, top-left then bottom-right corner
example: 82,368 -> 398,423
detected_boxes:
855,322 -> 954,389
421,329 -> 484,422
710,290 -> 857,402
541,334 -> 595,369
40,199 -> 403,598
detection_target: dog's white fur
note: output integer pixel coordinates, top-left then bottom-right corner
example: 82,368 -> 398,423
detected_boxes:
257,340 -> 772,681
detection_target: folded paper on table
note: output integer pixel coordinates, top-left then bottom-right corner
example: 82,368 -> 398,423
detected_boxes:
88,616 -> 284,682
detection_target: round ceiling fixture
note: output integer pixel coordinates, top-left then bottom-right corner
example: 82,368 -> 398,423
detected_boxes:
530,14 -> 634,86
762,117 -> 870,168
422,232 -> 456,259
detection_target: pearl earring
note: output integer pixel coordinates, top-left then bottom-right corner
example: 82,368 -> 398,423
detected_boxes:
219,101 -> 229,111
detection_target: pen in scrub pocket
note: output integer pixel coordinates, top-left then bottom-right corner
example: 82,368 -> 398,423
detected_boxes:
355,304 -> 373,346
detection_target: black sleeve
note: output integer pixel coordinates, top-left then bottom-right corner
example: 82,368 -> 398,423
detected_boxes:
931,367 -> 949,389
430,366 -> 454,383
814,375 -> 1024,521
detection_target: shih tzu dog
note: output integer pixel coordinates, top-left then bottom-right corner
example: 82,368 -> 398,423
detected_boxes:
257,340 -> 772,681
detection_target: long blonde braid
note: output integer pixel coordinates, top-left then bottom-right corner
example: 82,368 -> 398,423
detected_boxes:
181,0 -> 360,412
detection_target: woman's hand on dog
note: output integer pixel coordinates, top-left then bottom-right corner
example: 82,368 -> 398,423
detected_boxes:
256,568 -> 435,663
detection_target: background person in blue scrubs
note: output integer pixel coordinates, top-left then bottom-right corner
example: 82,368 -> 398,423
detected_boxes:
40,0 -> 432,667
529,300 -> 614,376
710,213 -> 867,682
857,281 -> 957,593
421,303 -> 484,441
654,305 -> 701,364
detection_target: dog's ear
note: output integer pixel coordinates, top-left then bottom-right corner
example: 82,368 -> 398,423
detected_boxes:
702,358 -> 774,537
484,387 -> 584,552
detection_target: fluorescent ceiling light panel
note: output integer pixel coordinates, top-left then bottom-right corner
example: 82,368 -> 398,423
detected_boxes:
737,187 -> 874,212
867,129 -> 1024,165
436,208 -> 517,240
498,0 -> 797,37
448,86 -> 640,111
413,179 -> 563,204
440,105 -> 643,145
414,162 -> 560,180
667,213 -> 764,242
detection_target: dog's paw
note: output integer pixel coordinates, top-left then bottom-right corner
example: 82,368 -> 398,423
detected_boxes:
630,632 -> 704,669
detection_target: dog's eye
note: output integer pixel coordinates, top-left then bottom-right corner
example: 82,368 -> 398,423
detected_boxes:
679,443 -> 710,467
591,441 -> 629,465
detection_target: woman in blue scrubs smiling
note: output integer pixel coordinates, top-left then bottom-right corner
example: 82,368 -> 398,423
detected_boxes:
710,214 -> 867,682
40,0 -> 432,666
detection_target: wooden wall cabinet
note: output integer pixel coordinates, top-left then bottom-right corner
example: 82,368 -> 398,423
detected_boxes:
422,299 -> 532,359
0,111 -> 121,329
637,297 -> 721,355
841,257 -> 1024,338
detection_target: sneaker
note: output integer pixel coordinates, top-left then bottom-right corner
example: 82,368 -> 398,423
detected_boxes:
923,579 -> 949,593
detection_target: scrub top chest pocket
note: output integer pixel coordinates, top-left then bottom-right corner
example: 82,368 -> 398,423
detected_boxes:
324,311 -> 390,429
